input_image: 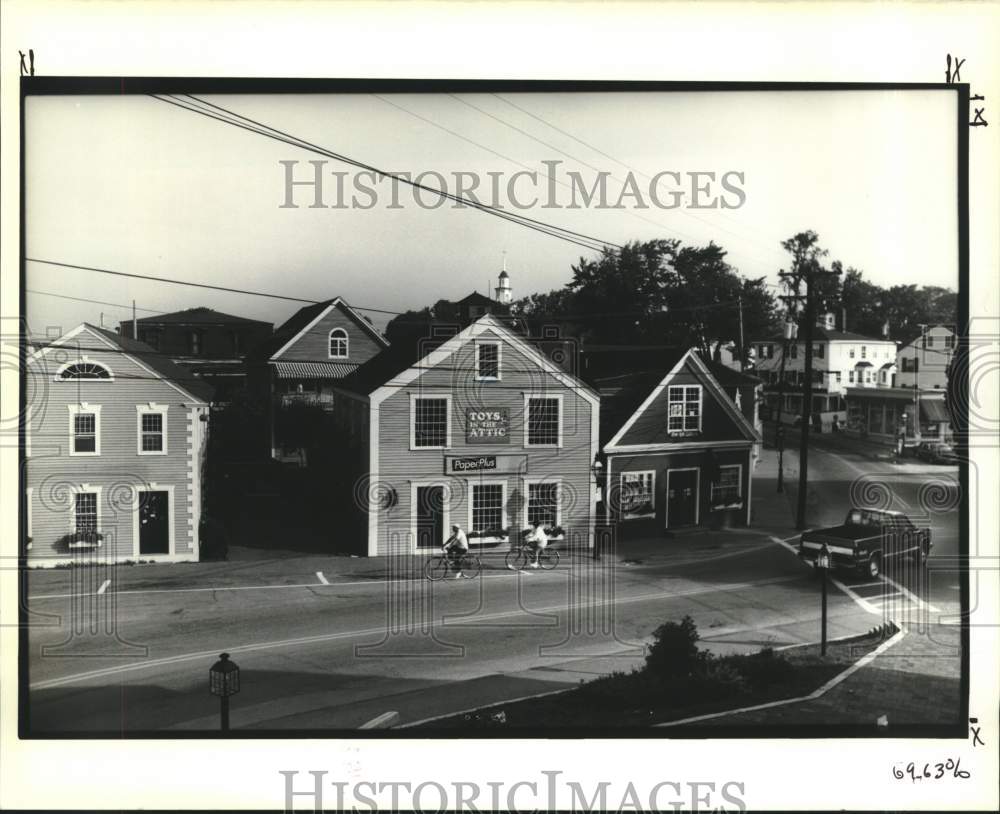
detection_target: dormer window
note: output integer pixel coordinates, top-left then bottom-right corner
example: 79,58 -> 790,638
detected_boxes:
329,328 -> 349,359
56,360 -> 112,381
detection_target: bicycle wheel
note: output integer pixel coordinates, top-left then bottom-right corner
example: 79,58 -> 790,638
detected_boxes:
459,554 -> 482,579
538,548 -> 560,570
504,548 -> 527,570
424,556 -> 449,581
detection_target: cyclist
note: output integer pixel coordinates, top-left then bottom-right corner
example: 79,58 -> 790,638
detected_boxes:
525,519 -> 548,568
442,524 -> 469,578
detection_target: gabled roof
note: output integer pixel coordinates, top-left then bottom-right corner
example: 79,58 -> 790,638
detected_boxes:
338,314 -> 599,405
701,357 -> 762,388
604,348 -> 760,452
132,307 -> 272,327
251,297 -> 388,361
753,327 -> 894,344
29,323 -> 214,403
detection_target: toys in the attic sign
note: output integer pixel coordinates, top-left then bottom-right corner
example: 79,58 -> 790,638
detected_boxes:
466,408 -> 509,443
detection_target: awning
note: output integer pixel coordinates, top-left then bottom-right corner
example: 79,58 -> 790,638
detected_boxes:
920,399 -> 949,423
271,361 -> 359,379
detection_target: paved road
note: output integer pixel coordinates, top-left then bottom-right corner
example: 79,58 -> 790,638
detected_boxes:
23,432 -> 961,733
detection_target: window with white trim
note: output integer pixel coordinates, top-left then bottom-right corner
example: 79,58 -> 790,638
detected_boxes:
667,385 -> 702,432
620,471 -> 654,517
329,328 -> 348,358
141,413 -> 164,452
74,413 -> 97,453
861,345 -> 867,359
69,404 -> 101,455
476,342 -> 500,380
413,397 -> 449,448
711,465 -> 741,504
471,483 -> 504,533
849,347 -> 856,359
527,482 -> 559,528
75,492 -> 98,533
526,397 -> 560,446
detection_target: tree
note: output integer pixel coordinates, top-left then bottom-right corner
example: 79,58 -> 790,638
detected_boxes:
563,239 -> 680,346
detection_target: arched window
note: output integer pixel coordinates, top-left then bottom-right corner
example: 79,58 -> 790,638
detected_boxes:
56,360 -> 112,381
328,328 -> 348,359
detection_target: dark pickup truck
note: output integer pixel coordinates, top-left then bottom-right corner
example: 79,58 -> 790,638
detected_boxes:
799,508 -> 932,578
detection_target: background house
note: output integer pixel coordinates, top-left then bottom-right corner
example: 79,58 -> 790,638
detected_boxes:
894,323 -> 956,390
752,312 -> 897,431
25,324 -> 213,566
246,297 -> 389,465
119,307 -> 273,405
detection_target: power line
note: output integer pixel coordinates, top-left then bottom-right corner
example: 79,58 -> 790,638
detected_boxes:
25,288 -> 168,314
489,93 -> 789,269
153,93 -> 619,256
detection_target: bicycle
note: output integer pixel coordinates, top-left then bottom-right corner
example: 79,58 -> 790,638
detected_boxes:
424,548 -> 482,581
504,542 -> 559,571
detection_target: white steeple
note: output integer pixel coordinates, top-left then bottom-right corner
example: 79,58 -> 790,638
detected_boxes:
495,252 -> 513,304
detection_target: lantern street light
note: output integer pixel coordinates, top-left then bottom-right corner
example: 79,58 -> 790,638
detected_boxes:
816,545 -> 831,656
209,652 -> 240,732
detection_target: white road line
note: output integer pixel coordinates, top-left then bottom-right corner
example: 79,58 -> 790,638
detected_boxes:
29,575 -> 801,691
96,580 -> 110,595
315,571 -> 329,585
29,571 -> 523,601
882,573 -> 941,614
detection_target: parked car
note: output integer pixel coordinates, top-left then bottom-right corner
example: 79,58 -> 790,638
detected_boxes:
916,441 -> 959,465
799,507 -> 932,578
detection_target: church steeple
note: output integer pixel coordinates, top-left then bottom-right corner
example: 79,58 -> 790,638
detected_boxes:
495,253 -> 513,304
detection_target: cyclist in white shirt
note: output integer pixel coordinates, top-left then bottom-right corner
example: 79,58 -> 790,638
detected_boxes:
525,520 -> 548,568
443,524 -> 469,578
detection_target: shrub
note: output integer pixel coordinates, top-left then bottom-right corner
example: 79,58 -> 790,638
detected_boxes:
644,615 -> 705,679
727,647 -> 794,690
698,660 -> 748,699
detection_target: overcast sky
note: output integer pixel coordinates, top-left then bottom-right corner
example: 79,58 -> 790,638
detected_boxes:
25,90 -> 958,335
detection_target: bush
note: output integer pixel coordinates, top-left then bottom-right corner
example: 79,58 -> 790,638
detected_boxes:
698,660 -> 748,699
644,615 -> 705,679
727,647 -> 794,690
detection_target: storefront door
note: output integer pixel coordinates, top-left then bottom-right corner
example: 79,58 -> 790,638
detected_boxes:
138,491 -> 170,555
415,485 -> 445,549
666,469 -> 699,529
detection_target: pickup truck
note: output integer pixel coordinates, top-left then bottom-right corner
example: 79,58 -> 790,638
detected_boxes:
799,508 -> 932,578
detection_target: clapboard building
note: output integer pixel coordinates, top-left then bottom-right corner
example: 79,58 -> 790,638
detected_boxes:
331,313 -> 600,556
24,324 -> 213,566
602,348 -> 760,532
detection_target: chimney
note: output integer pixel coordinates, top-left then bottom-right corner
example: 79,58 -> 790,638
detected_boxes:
841,307 -> 847,332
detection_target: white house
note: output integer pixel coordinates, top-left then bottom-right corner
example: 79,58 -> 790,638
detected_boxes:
894,324 -> 956,391
753,313 -> 898,432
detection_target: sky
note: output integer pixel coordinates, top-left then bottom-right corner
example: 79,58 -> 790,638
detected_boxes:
24,89 -> 959,336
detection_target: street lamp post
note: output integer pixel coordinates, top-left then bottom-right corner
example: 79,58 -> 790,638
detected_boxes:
816,545 -> 830,656
209,652 -> 240,732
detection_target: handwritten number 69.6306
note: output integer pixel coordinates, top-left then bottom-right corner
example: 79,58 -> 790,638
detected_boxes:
892,759 -> 970,781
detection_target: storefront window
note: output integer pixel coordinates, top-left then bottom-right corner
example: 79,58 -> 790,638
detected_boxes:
711,466 -> 741,504
527,482 -> 559,528
472,484 -> 504,532
619,471 -> 654,518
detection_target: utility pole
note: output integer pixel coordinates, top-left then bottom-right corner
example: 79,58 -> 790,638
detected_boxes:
794,264 -> 841,530
737,295 -> 745,372
774,319 -> 797,492
132,300 -> 137,340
